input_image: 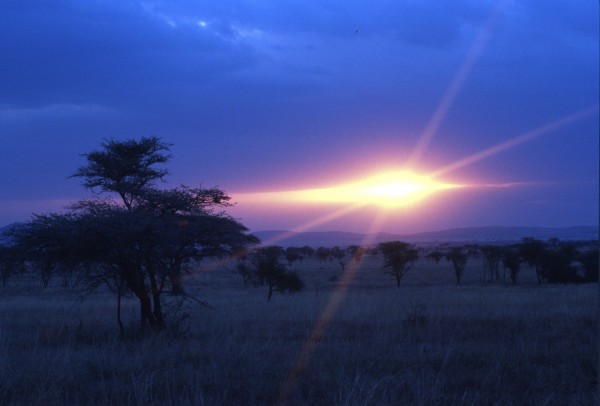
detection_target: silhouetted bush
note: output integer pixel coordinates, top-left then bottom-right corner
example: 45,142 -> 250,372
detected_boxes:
246,246 -> 305,301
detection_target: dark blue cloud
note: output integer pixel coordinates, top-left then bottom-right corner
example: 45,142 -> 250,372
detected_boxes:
0,0 -> 258,107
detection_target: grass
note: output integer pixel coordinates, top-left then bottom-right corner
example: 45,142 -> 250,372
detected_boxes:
0,256 -> 597,405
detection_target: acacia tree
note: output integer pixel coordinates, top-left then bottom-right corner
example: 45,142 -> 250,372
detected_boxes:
315,247 -> 331,263
284,247 -> 304,266
71,137 -> 172,211
517,238 -> 584,284
578,247 -> 599,282
541,241 -> 579,283
480,245 -> 504,282
137,185 -> 246,294
11,137 -> 258,332
426,250 -> 444,265
246,246 -> 304,301
330,246 -> 348,272
348,245 -> 366,263
446,247 -> 468,285
299,245 -> 315,259
0,242 -> 24,287
11,213 -> 83,288
517,237 -> 547,284
378,241 -> 419,287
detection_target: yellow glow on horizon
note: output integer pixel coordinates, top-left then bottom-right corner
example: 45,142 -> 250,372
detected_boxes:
236,170 -> 463,209
299,171 -> 461,208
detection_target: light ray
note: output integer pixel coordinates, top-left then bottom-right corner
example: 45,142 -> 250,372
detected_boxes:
406,0 -> 509,167
277,210 -> 389,403
431,105 -> 599,178
475,182 -> 533,188
257,203 -> 366,246
183,204 -> 366,280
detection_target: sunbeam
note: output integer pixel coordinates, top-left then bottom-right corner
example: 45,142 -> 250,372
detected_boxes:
406,0 -> 509,167
257,203 -> 366,246
430,105 -> 599,178
190,204 -> 370,283
277,210 -> 389,403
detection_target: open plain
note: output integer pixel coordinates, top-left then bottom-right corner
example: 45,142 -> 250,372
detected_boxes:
0,255 -> 597,405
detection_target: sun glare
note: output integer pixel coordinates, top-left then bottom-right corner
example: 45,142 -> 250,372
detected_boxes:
299,171 -> 461,208
238,170 -> 463,210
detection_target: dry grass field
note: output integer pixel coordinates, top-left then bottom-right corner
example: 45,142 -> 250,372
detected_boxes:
0,255 -> 597,405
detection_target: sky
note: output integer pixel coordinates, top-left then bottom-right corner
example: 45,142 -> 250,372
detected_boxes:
0,0 -> 598,235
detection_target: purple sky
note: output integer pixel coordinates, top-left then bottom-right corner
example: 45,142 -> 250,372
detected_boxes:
1,0 -> 598,234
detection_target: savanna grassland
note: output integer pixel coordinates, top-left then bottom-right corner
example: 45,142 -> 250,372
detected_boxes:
0,255 -> 597,405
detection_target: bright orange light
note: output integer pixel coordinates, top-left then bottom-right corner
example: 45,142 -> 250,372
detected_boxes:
236,170 -> 463,209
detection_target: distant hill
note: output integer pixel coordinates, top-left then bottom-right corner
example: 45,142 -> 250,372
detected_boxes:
2,222 -> 597,248
253,226 -> 599,247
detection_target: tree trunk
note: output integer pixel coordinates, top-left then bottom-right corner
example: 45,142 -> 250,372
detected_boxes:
130,282 -> 156,329
152,292 -> 164,328
149,270 -> 165,329
41,262 -> 52,288
122,265 -> 156,329
117,284 -> 124,334
535,266 -> 542,284
170,267 -> 184,295
455,268 -> 462,285
395,271 -> 401,287
139,293 -> 156,329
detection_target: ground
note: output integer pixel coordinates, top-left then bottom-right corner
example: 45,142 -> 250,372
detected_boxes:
0,255 -> 597,405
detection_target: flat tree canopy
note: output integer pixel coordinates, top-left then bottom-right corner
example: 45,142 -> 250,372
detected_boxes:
10,137 -> 258,332
378,241 -> 419,287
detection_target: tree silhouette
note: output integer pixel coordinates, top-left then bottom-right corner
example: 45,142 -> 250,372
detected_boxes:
0,243 -> 24,287
578,247 -> 599,282
378,241 -> 419,287
515,238 -> 587,284
330,246 -> 348,272
446,247 -> 468,285
10,137 -> 257,332
541,241 -> 579,283
348,245 -> 366,263
71,137 -> 172,211
480,245 -> 504,282
299,245 -> 315,259
315,246 -> 331,263
247,246 -> 304,301
426,250 -> 444,265
284,247 -> 304,266
501,246 -> 521,284
517,237 -> 547,284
